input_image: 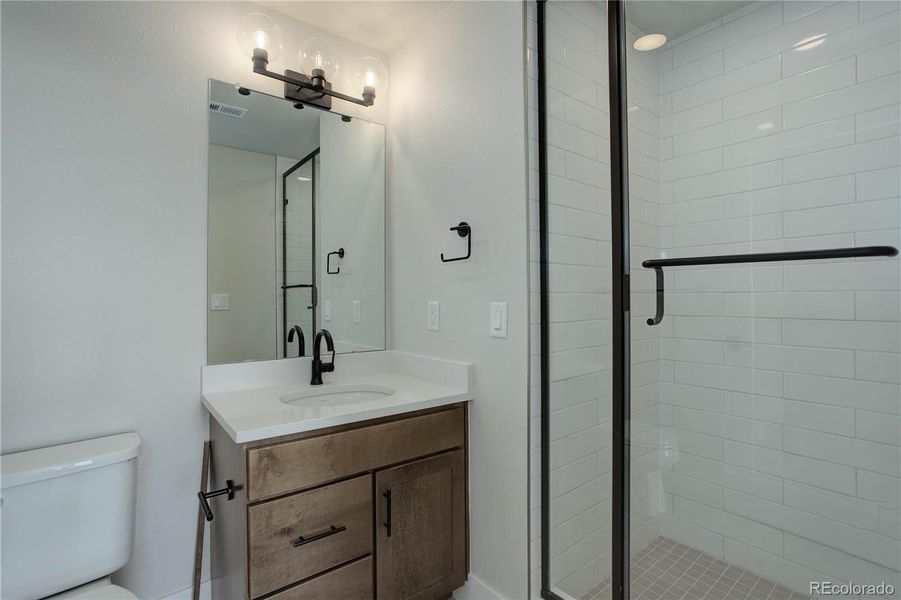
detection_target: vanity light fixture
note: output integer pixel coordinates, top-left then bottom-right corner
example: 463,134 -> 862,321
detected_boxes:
237,13 -> 382,110
634,33 -> 667,51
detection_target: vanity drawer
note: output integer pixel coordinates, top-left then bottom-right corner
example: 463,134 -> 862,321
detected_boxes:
247,475 -> 372,599
246,406 -> 465,501
266,556 -> 373,600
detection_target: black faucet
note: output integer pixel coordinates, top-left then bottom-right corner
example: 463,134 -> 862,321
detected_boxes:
311,329 -> 335,385
287,325 -> 305,357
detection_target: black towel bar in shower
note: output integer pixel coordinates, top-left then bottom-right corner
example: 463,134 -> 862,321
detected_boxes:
642,245 -> 898,326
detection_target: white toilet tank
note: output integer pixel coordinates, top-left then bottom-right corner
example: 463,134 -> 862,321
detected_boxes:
1,433 -> 141,599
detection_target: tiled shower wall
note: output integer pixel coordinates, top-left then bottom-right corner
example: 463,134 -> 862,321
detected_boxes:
531,0 -> 900,598
276,157 -> 316,358
654,0 -> 901,594
527,1 -> 664,597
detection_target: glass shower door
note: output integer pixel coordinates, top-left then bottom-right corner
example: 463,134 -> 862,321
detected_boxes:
626,1 -> 901,598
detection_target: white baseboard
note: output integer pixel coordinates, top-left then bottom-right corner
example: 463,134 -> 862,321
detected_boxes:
453,574 -> 505,600
158,580 -> 211,600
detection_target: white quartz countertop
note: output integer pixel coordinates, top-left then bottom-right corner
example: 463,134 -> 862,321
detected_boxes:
201,351 -> 472,443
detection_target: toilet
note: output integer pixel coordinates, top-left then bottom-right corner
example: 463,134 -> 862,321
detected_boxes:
1,433 -> 142,599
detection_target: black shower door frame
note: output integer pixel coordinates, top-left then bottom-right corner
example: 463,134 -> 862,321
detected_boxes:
538,1 -> 632,599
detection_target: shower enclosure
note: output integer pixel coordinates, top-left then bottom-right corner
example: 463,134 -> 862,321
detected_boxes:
533,1 -> 901,598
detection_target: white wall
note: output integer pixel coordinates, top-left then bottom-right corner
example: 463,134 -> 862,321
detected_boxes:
1,3 -> 387,598
208,144 -> 278,364
319,116 -> 386,353
654,0 -> 901,593
387,2 -> 531,597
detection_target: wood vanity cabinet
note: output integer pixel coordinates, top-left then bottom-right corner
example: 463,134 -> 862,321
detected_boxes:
208,403 -> 468,600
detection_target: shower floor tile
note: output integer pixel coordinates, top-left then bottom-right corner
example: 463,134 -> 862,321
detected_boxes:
579,537 -> 809,600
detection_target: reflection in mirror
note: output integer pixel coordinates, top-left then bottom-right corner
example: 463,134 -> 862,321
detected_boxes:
207,79 -> 385,365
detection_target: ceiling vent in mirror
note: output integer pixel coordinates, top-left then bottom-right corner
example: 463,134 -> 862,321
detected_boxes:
209,102 -> 248,119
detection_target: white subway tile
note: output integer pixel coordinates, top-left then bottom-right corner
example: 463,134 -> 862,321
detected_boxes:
675,362 -> 783,396
858,469 -> 901,504
675,451 -> 785,502
675,405 -> 784,449
725,489 -> 901,570
724,115 -> 855,169
784,373 -> 901,414
660,515 -> 725,557
660,196 -> 723,226
672,55 -> 782,113
782,14 -> 901,78
675,214 -> 782,246
856,166 -> 901,202
726,1 -> 858,69
724,538 -> 830,594
673,495 -> 784,554
723,57 -> 856,120
860,0 -> 901,22
783,319 -> 900,351
783,74 -> 900,130
723,175 -> 854,216
660,382 -> 725,412
858,105 -> 901,142
856,410 -> 901,445
857,350 -> 901,383
724,391 -> 855,435
784,534 -> 901,588
856,291 -> 901,320
674,107 -> 783,156
783,133 -> 900,184
724,291 -> 854,319
667,425 -> 727,460
783,0 -> 848,24
859,40 -> 901,82
672,4 -> 782,67
725,439 -> 856,494
784,425 -> 901,475
661,467 -> 726,510
661,100 -> 723,138
673,316 -> 783,343
675,161 -> 783,202
674,265 -> 783,292
784,480 -> 884,533
784,199 -> 901,238
660,51 -> 724,94
660,149 -> 723,182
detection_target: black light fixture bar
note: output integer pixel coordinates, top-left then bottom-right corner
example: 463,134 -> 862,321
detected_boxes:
252,51 -> 374,107
643,245 -> 898,325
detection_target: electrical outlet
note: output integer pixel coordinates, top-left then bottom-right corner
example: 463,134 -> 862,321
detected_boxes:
324,300 -> 332,321
427,301 -> 440,331
210,294 -> 229,311
353,300 -> 361,323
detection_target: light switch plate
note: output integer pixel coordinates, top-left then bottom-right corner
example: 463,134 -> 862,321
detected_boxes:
324,300 -> 332,321
353,300 -> 361,323
490,301 -> 507,338
211,294 -> 229,311
427,301 -> 440,331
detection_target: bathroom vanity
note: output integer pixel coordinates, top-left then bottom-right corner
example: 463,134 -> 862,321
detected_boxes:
203,78 -> 471,598
201,352 -> 472,600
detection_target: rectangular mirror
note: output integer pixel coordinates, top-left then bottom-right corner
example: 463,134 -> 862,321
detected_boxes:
207,79 -> 385,365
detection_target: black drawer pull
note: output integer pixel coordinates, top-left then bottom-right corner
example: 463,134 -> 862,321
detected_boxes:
383,489 -> 392,537
291,525 -> 346,548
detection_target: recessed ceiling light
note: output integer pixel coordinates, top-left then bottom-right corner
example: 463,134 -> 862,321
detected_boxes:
296,175 -> 312,182
634,33 -> 667,51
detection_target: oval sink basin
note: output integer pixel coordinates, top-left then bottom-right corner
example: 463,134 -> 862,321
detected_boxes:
280,384 -> 396,408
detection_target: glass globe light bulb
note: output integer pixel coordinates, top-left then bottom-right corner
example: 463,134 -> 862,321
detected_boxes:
353,56 -> 389,99
237,13 -> 283,62
299,37 -> 340,79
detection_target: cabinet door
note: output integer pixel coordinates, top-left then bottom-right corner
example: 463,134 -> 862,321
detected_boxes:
376,450 -> 466,600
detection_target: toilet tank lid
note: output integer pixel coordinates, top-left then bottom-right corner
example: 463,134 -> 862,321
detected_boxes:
1,433 -> 141,490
